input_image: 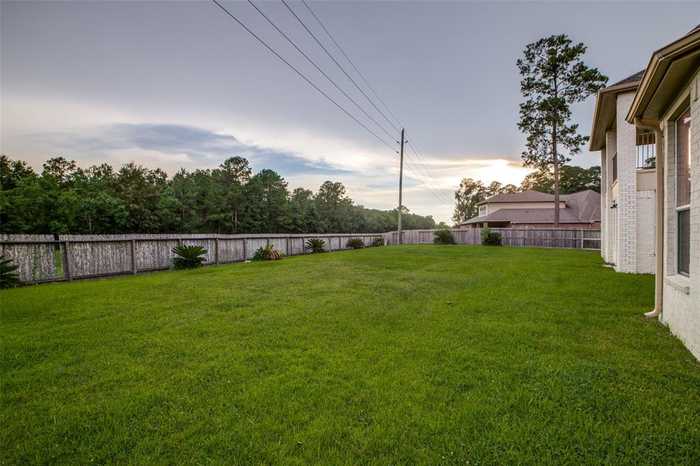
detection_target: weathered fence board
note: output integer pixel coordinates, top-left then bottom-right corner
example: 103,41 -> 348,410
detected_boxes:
1,229 -> 598,284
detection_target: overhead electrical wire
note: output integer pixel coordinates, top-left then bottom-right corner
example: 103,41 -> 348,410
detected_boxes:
246,0 -> 396,142
212,0 -> 454,210
210,0 -> 396,151
300,0 -> 403,132
296,1 -> 453,204
280,0 -> 400,135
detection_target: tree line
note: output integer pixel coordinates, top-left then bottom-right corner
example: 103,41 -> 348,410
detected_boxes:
0,155 -> 436,235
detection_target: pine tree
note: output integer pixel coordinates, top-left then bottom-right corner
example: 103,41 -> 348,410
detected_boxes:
517,35 -> 607,225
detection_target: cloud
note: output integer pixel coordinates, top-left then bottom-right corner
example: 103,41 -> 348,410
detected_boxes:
30,123 -> 353,176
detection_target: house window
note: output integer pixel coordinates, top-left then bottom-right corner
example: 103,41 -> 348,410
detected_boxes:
676,108 -> 691,276
612,153 -> 618,182
636,129 -> 656,169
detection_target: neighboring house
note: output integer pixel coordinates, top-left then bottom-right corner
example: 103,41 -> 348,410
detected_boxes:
461,190 -> 601,229
590,71 -> 657,274
627,25 -> 699,359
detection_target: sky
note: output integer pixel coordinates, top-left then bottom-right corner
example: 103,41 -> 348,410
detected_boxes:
2,1 -> 699,223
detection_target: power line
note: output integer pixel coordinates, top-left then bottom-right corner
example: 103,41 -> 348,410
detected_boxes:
213,0 -> 453,213
402,157 -> 454,205
246,0 -> 395,142
296,2 -> 453,204
406,139 -> 455,203
402,159 -> 453,206
280,0 -> 400,135
301,0 -> 403,131
210,0 -> 396,151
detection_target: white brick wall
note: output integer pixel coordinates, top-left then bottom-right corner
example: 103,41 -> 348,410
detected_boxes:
615,93 -> 639,273
660,69 -> 700,361
597,91 -> 656,274
636,190 -> 656,274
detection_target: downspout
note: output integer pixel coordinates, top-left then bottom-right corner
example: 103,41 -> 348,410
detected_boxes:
636,118 -> 664,318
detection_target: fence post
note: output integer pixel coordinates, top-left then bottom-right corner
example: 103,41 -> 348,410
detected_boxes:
63,240 -> 72,281
130,239 -> 137,274
214,238 -> 219,264
286,237 -> 290,256
242,239 -> 247,261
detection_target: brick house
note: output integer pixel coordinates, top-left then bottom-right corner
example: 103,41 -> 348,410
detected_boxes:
590,71 -> 657,274
460,190 -> 601,229
626,25 -> 700,359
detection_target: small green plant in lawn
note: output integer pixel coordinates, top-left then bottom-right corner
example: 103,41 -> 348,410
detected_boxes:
346,238 -> 364,249
0,255 -> 20,288
252,245 -> 283,261
433,228 -> 456,244
481,227 -> 502,246
172,245 -> 208,269
305,238 -> 327,253
370,237 -> 384,247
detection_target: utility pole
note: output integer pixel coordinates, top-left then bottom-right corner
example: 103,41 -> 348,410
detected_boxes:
397,128 -> 405,245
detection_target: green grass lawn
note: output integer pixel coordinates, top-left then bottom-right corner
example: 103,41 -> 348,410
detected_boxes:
2,245 -> 699,464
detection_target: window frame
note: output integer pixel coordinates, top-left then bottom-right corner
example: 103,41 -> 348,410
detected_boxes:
674,108 -> 691,276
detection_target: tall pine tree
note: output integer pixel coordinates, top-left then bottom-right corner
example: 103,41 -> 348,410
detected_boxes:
517,35 -> 607,225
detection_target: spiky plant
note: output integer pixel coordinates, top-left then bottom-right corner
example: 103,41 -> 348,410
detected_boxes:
0,255 -> 20,288
370,237 -> 384,247
346,238 -> 364,249
172,245 -> 208,269
305,238 -> 327,253
252,245 -> 282,261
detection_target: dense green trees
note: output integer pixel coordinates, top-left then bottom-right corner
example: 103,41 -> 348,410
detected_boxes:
521,165 -> 600,194
0,155 -> 435,234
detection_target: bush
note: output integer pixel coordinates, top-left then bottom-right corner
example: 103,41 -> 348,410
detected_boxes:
172,245 -> 208,269
252,244 -> 283,261
0,255 -> 20,288
346,238 -> 365,249
305,238 -> 327,253
370,237 -> 384,247
433,229 -> 455,244
481,228 -> 502,246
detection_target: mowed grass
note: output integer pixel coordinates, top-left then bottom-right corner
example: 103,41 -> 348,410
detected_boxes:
2,246 -> 699,465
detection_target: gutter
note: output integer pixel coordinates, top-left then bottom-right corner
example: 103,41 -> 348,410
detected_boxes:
635,117 -> 664,319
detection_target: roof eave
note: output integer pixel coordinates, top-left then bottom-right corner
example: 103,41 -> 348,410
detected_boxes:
626,30 -> 700,123
589,81 -> 639,151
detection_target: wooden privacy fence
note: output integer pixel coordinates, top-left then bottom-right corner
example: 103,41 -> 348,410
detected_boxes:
0,233 -> 390,284
1,228 -> 600,284
385,228 -> 601,250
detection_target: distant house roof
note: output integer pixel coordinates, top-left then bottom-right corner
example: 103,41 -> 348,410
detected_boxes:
476,190 -> 557,206
464,190 -> 601,225
610,70 -> 646,87
589,69 -> 645,151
